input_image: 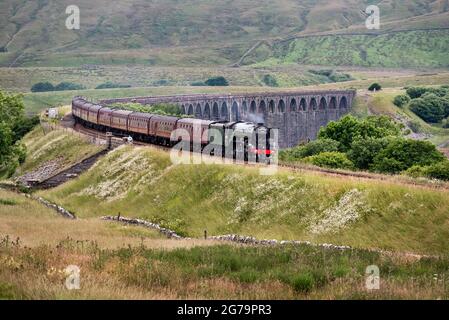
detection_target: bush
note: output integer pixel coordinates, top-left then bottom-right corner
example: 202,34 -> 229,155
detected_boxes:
31,82 -> 54,92
318,115 -> 401,152
204,76 -> 229,86
424,161 -> 449,181
368,83 -> 382,91
95,82 -> 131,89
393,95 -> 411,108
404,165 -> 427,178
280,139 -> 340,161
54,82 -> 85,91
261,74 -> 278,87
305,152 -> 354,170
348,137 -> 391,170
406,86 -> 449,99
371,138 -> 445,174
409,94 -> 449,123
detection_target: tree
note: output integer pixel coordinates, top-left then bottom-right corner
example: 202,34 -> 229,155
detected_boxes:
262,74 -> 279,87
205,76 -> 229,86
54,82 -> 85,91
318,115 -> 400,152
0,91 -> 32,177
368,83 -> 382,91
348,137 -> 392,170
371,138 -> 445,173
409,93 -> 448,123
393,95 -> 410,108
280,139 -> 340,161
31,82 -> 54,92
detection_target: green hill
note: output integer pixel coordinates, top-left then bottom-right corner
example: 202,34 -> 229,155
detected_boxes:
1,0 -> 449,67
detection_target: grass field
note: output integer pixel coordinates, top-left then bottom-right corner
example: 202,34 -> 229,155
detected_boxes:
16,126 -> 103,176
1,187 -> 449,299
38,145 -> 449,256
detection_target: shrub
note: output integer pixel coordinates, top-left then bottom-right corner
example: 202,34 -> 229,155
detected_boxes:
31,82 -> 54,92
404,165 -> 427,178
424,161 -> 449,181
54,82 -> 85,91
348,137 -> 391,170
95,82 -> 131,89
368,83 -> 382,91
372,138 -> 445,173
305,152 -> 354,170
290,273 -> 314,293
406,86 -> 449,99
280,139 -> 340,161
393,95 -> 411,108
409,94 -> 448,123
205,76 -> 229,86
318,115 -> 401,152
261,74 -> 278,87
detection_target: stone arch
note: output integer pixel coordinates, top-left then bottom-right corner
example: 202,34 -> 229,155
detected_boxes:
231,101 -> 239,121
181,105 -> 186,114
195,103 -> 202,118
269,100 -> 275,113
242,101 -> 248,114
204,103 -> 211,119
187,104 -> 194,115
221,102 -> 228,120
278,99 -> 286,113
259,100 -> 266,114
250,100 -> 257,113
299,98 -> 307,111
290,98 -> 297,112
329,97 -> 337,109
339,96 -> 348,109
212,102 -> 219,120
309,98 -> 317,111
319,97 -> 327,110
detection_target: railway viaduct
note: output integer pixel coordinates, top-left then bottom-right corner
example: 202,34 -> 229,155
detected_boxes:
101,90 -> 356,148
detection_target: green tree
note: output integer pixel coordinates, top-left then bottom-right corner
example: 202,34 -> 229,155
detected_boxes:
31,82 -> 54,92
348,137 -> 392,170
393,94 -> 411,108
54,82 -> 85,91
280,138 -> 340,161
205,76 -> 229,86
0,91 -> 31,177
318,115 -> 400,152
368,83 -> 382,91
372,138 -> 445,174
409,93 -> 448,123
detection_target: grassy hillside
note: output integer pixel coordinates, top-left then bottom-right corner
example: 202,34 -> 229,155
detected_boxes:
1,187 -> 448,299
17,126 -> 103,175
251,30 -> 449,68
1,0 -> 449,67
41,145 -> 449,256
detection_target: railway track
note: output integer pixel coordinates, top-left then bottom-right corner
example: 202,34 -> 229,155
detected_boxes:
71,121 -> 449,191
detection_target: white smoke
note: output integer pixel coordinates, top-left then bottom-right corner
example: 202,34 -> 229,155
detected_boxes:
246,113 -> 265,124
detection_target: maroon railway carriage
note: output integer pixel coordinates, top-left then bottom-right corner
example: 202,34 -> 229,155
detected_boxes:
149,115 -> 178,145
176,118 -> 215,145
98,107 -> 113,128
111,110 -> 133,132
87,103 -> 103,125
127,112 -> 152,135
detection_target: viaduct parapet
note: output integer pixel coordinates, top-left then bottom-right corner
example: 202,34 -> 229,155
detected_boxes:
101,90 -> 356,148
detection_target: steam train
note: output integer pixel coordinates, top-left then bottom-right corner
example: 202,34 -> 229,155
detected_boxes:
71,97 -> 275,161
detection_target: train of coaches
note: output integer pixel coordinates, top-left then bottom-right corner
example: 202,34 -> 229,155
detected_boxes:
71,97 -> 275,161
